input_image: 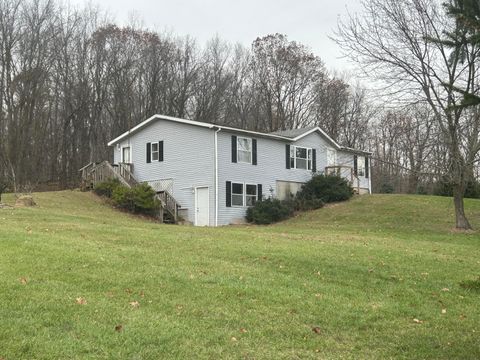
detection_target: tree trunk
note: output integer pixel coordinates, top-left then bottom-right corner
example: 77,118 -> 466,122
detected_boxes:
408,171 -> 419,194
453,184 -> 472,230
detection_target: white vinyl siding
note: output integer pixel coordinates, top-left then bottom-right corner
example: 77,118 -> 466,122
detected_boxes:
218,131 -> 329,225
113,120 -> 215,226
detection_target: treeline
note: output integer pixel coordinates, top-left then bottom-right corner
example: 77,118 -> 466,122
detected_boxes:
0,0 -> 372,189
0,0 -> 477,199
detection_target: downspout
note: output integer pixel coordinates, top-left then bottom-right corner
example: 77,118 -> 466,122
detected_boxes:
214,127 -> 222,226
368,155 -> 372,194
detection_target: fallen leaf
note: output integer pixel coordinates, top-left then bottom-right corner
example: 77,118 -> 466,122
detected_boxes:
368,268 -> 374,273
76,297 -> 87,305
442,309 -> 447,314
125,288 -> 133,294
312,326 -> 322,334
240,328 -> 247,333
413,318 -> 423,324
19,277 -> 28,285
441,288 -> 450,292
139,291 -> 145,298
129,301 -> 139,308
115,324 -> 123,332
231,336 -> 238,342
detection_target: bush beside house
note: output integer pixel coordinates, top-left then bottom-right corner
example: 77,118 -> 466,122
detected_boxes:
94,180 -> 160,216
247,174 -> 354,225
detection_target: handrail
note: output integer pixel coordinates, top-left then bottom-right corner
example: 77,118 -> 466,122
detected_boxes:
156,190 -> 180,222
114,163 -> 137,187
80,161 -> 181,223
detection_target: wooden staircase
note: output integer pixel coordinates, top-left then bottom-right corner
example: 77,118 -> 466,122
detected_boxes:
80,161 -> 181,224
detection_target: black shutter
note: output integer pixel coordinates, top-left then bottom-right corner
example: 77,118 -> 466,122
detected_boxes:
159,141 -> 164,162
312,149 -> 317,172
146,143 -> 151,163
252,139 -> 257,165
365,156 -> 369,178
231,135 -> 237,163
353,155 -> 358,176
257,184 -> 262,201
286,144 -> 291,169
226,181 -> 232,207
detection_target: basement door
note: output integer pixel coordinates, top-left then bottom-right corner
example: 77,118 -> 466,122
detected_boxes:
195,187 -> 209,226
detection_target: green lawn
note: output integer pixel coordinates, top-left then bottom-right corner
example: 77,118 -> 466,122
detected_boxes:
1,191 -> 479,359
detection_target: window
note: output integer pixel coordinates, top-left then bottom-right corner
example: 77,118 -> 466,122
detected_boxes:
327,148 -> 336,166
246,184 -> 257,206
357,156 -> 365,177
151,142 -> 159,161
290,146 -> 312,170
237,137 -> 252,163
228,182 -> 261,207
231,183 -> 244,206
122,146 -> 131,163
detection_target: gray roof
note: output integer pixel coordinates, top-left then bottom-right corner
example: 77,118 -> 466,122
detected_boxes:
270,126 -> 316,138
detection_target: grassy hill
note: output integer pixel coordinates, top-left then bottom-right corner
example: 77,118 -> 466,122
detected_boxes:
0,191 -> 479,359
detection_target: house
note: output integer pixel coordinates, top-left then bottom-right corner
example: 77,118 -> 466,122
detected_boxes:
104,114 -> 371,226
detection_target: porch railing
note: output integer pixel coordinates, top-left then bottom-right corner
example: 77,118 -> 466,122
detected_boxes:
156,190 -> 180,223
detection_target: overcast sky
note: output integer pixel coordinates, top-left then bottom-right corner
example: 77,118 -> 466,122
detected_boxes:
69,0 -> 363,73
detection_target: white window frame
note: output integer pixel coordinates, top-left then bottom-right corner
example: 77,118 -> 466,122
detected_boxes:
231,182 -> 258,207
290,145 -> 312,170
151,142 -> 159,161
245,183 -> 258,207
231,182 -> 244,207
237,136 -> 252,164
121,145 -> 132,164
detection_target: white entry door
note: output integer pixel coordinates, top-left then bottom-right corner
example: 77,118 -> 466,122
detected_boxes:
195,187 -> 209,226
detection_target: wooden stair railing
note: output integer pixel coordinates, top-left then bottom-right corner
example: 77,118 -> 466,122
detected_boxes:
92,161 -> 132,188
80,161 -> 181,224
114,162 -> 138,188
155,190 -> 180,223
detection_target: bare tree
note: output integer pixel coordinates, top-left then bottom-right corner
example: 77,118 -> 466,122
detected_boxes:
250,34 -> 326,131
335,0 -> 480,229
